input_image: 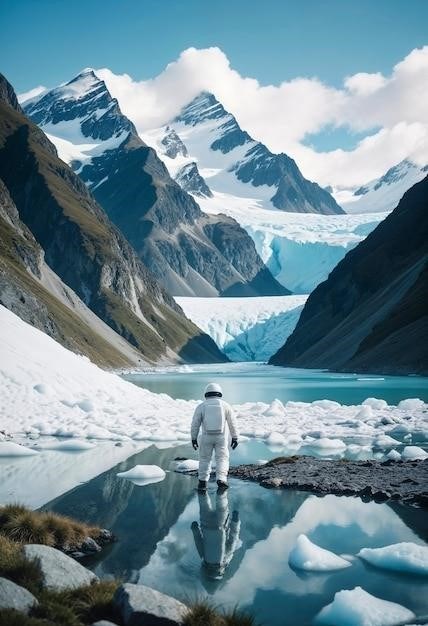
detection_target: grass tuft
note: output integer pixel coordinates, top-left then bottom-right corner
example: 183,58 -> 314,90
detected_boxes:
0,504 -> 102,551
185,602 -> 260,626
0,535 -> 43,595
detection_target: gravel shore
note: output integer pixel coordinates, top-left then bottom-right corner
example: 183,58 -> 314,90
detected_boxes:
228,457 -> 428,507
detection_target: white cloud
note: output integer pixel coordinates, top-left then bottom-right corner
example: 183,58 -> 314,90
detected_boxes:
96,45 -> 428,188
18,85 -> 46,104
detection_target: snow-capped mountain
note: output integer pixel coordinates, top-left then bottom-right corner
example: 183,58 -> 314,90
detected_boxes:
144,91 -> 343,215
337,160 -> 428,214
24,71 -> 287,298
0,72 -> 225,366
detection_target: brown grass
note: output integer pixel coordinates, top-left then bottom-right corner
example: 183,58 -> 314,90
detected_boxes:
0,505 -> 102,551
184,602 -> 259,626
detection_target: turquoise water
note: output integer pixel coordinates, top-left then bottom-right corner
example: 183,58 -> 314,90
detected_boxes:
44,442 -> 428,626
124,363 -> 428,405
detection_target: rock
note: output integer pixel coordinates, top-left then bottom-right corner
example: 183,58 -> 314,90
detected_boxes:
113,583 -> 187,626
82,537 -> 102,553
23,544 -> 98,591
0,577 -> 38,614
91,621 -> 119,626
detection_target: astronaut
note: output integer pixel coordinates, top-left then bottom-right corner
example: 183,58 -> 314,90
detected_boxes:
191,490 -> 240,581
191,382 -> 238,492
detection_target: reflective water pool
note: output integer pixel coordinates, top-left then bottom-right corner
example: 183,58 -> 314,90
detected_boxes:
42,443 -> 428,626
123,362 -> 428,406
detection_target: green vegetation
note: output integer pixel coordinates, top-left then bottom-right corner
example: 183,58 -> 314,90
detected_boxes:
0,505 -> 101,552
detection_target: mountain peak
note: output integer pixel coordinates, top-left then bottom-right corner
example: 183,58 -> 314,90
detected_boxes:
175,91 -> 228,126
24,70 -> 136,142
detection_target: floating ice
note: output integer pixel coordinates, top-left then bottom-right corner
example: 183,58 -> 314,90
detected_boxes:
174,459 -> 199,472
398,398 -> 425,411
0,441 -> 38,456
386,449 -> 401,461
363,398 -> 388,410
402,446 -> 428,460
117,464 -> 166,486
316,586 -> 415,626
373,435 -> 400,450
266,432 -> 287,446
358,542 -> 428,576
288,534 -> 351,571
304,438 -> 347,450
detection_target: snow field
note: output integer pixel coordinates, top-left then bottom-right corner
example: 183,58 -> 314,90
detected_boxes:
1,306 -> 427,458
175,295 -> 308,361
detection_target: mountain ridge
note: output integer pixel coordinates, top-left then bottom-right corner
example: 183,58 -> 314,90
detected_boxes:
25,71 -> 288,297
0,72 -> 226,365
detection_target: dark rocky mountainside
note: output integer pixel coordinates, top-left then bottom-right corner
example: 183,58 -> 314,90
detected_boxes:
270,176 -> 428,374
173,92 -> 344,215
0,73 -> 226,365
25,71 -> 287,297
0,178 -> 141,367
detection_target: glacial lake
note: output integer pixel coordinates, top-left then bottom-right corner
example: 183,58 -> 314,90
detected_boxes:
37,442 -> 428,626
123,362 -> 428,406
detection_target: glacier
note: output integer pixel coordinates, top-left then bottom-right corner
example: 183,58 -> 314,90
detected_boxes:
176,295 -> 307,361
196,194 -> 385,293
143,126 -> 385,293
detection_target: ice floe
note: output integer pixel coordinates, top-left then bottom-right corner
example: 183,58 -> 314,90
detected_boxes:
402,446 -> 428,460
117,464 -> 166,486
358,542 -> 428,576
288,534 -> 351,571
316,586 -> 415,626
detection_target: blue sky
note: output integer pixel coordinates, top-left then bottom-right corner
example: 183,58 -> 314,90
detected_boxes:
1,0 -> 427,166
2,0 -> 427,93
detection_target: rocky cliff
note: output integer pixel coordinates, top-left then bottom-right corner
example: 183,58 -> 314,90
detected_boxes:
270,177 -> 428,374
0,73 -> 226,365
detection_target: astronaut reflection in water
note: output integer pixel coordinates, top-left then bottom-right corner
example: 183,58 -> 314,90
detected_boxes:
191,490 -> 240,582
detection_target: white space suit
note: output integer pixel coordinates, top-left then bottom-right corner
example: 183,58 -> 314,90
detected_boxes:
191,394 -> 238,483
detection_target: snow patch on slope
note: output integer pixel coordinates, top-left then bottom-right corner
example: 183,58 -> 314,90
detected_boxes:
1,306 -> 427,456
337,160 -> 427,214
175,295 -> 307,361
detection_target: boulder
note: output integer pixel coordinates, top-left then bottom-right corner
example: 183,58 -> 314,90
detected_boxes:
113,583 -> 187,625
0,577 -> 38,614
90,621 -> 119,626
23,544 -> 98,591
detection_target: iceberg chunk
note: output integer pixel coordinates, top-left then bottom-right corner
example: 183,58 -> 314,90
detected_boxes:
288,534 -> 352,571
316,586 -> 415,626
358,542 -> 428,576
402,446 -> 428,460
117,464 -> 166,486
